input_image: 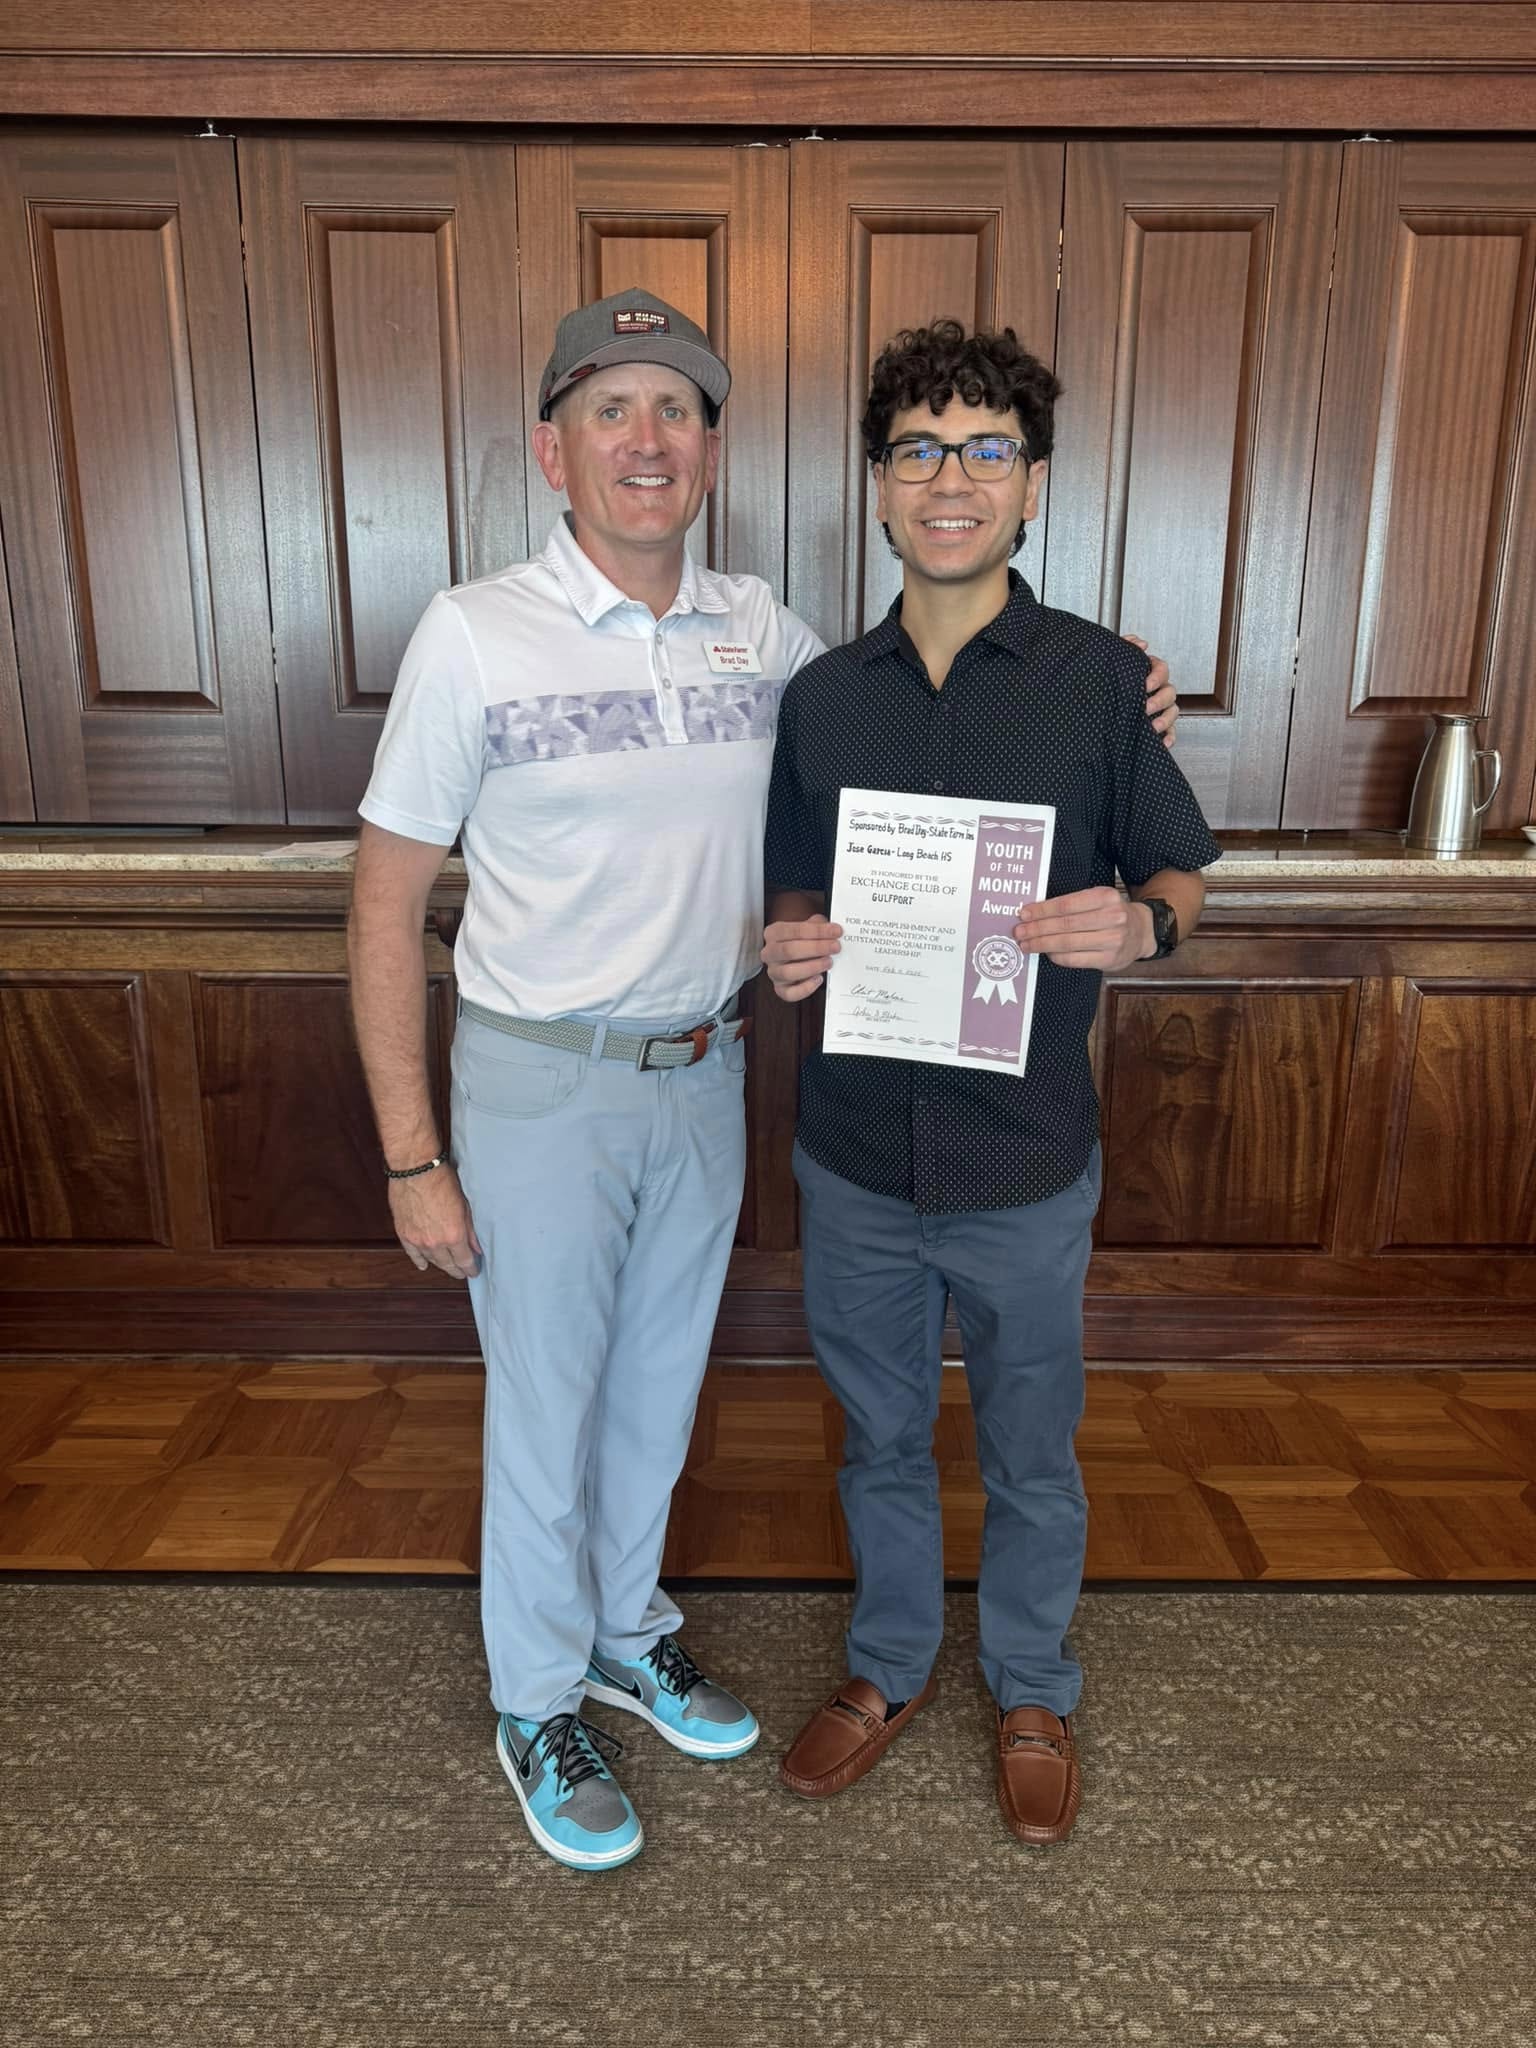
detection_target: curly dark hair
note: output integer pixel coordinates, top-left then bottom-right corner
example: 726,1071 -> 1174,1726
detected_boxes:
860,319 -> 1061,467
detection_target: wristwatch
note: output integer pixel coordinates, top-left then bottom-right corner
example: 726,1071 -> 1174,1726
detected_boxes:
1140,896 -> 1180,959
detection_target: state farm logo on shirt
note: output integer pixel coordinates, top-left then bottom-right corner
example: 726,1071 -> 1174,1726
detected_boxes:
704,641 -> 762,675
613,309 -> 669,335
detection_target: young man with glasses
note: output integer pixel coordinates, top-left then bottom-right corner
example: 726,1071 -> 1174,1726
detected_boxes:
762,319 -> 1221,1845
350,292 -> 1181,1873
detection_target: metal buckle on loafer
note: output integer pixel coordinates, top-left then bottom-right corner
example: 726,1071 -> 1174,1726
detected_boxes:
1006,1730 -> 1068,1756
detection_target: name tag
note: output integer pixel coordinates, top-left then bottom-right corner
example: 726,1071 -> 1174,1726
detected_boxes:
704,640 -> 761,675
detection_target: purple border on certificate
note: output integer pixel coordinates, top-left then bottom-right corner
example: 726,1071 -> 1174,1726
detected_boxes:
956,816 -> 1047,1064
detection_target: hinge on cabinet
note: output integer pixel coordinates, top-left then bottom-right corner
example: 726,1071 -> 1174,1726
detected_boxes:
1056,227 -> 1063,293
1292,634 -> 1302,682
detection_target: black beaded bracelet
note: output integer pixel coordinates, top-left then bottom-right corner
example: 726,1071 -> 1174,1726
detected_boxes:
384,1152 -> 449,1180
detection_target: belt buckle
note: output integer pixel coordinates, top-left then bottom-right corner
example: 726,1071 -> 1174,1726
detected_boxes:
639,1022 -> 713,1070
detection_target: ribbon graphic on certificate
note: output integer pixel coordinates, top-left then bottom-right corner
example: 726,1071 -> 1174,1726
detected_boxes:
971,936 -> 1023,1004
823,790 -> 1056,1076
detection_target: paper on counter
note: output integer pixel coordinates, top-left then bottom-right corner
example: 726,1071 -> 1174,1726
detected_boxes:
255,840 -> 360,862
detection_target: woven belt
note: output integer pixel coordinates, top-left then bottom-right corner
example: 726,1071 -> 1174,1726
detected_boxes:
459,996 -> 746,1072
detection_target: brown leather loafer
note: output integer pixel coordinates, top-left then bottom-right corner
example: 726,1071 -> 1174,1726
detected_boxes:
779,1674 -> 937,1798
996,1705 -> 1081,1845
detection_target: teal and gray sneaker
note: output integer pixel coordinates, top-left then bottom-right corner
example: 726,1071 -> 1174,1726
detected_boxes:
495,1710 -> 643,1871
583,1635 -> 760,1759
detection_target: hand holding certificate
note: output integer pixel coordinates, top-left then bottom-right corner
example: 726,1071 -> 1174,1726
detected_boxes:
822,789 -> 1056,1074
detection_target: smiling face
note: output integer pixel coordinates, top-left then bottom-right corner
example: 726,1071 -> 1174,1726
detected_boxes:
531,363 -> 719,577
874,397 -> 1048,589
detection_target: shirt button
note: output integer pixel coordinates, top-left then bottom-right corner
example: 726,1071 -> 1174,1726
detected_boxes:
931,778 -> 945,792
662,677 -> 674,690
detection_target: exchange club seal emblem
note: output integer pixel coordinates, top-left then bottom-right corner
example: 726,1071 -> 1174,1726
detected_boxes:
971,933 -> 1024,1005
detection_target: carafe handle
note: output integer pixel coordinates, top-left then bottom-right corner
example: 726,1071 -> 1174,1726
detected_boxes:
1473,748 -> 1502,817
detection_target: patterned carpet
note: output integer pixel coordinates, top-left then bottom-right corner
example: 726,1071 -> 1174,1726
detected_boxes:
2,1584 -> 1533,2048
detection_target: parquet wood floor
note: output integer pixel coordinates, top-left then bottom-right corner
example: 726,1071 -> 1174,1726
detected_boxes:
2,1361 -> 1534,1579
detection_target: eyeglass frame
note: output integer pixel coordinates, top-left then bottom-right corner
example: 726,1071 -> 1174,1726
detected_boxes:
876,433 -> 1031,482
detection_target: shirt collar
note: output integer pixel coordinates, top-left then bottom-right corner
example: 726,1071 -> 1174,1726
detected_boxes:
675,548 -> 732,617
540,512 -> 731,625
861,568 -> 1043,671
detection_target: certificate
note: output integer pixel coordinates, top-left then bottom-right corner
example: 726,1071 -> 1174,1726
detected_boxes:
822,788 -> 1056,1074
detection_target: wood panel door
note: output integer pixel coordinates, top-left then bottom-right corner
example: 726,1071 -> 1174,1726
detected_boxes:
787,141 -> 1064,650
1096,976 -> 1361,1252
1371,980 -> 1536,1251
515,143 -> 789,591
1284,141 -> 1536,831
240,136 -> 525,826
193,970 -> 456,1249
515,143 -> 799,1286
0,972 -> 174,1247
0,530 -> 31,819
0,130 -> 281,823
1047,141 -> 1339,829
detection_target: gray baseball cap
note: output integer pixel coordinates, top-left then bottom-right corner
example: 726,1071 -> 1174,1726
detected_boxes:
538,287 -> 731,424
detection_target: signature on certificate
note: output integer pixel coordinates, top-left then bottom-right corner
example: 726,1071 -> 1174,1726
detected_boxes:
845,983 -> 913,1021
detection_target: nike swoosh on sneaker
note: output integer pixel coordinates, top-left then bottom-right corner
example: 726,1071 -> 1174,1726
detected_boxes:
592,1663 -> 647,1702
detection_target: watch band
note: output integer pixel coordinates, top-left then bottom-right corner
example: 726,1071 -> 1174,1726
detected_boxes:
1142,896 -> 1179,959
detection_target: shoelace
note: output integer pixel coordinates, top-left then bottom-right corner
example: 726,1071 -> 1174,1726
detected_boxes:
534,1712 -> 624,1791
645,1635 -> 706,1700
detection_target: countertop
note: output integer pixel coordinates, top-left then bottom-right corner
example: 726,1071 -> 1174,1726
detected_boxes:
1,828 -> 1534,880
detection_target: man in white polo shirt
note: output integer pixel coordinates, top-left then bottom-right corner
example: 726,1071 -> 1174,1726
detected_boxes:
348,288 -> 1180,1874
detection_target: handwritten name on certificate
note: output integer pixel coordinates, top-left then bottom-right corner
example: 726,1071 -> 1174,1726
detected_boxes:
823,789 -> 1057,1075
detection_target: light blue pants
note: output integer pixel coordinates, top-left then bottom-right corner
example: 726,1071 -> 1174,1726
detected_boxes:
451,1007 -> 747,1723
794,1139 -> 1100,1717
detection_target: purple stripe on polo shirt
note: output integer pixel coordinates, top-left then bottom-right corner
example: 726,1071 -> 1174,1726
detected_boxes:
483,679 -> 786,766
483,691 -> 664,766
678,678 -> 786,743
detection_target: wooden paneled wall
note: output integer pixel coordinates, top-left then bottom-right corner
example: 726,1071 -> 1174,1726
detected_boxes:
2,867 -> 1533,1365
1284,144 -> 1536,830
2,116 -> 1534,1382
5,133 -> 1536,833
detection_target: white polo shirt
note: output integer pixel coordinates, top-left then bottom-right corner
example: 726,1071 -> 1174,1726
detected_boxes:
359,515 -> 826,1022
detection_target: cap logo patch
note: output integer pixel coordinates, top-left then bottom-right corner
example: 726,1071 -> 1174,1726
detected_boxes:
614,308 -> 670,335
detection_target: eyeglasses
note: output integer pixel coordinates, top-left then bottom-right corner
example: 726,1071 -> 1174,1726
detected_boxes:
878,435 -> 1027,483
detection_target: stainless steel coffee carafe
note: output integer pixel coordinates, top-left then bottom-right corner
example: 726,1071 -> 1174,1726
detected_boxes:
1405,714 -> 1502,853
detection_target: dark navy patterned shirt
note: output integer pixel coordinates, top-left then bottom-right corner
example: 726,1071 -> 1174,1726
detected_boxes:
764,572 -> 1222,1214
